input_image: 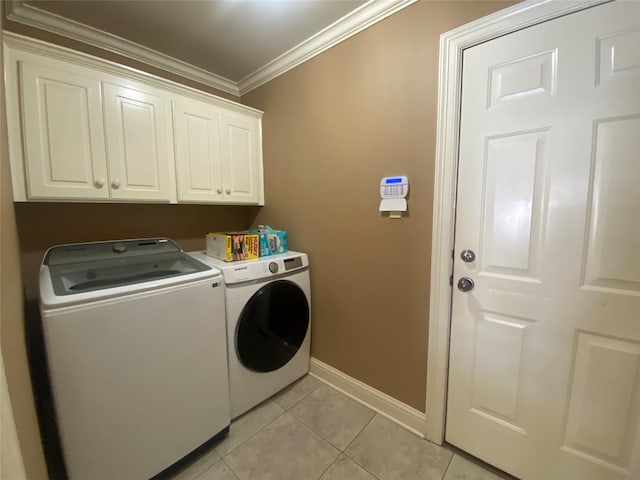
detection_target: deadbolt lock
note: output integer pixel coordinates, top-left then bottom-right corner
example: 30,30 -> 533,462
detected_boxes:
460,249 -> 476,263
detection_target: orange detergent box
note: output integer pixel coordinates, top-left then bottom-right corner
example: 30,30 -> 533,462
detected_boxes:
206,232 -> 259,262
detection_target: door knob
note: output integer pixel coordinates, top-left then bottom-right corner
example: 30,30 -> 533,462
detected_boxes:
460,249 -> 476,263
111,179 -> 122,189
457,277 -> 474,292
94,178 -> 105,188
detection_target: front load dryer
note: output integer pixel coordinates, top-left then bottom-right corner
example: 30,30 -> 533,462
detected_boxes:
39,238 -> 230,480
189,251 -> 311,419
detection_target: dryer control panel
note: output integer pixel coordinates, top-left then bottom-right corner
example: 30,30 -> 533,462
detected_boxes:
187,251 -> 309,285
284,257 -> 303,271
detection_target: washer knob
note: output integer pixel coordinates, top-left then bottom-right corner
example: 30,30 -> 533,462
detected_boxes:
268,262 -> 279,274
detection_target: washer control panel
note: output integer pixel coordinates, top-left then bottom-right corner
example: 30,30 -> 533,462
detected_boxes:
268,262 -> 279,274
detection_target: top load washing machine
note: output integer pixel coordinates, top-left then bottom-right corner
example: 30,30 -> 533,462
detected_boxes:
189,251 -> 311,419
39,238 -> 230,480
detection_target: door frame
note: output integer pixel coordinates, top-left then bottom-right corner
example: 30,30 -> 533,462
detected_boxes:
424,0 -> 610,444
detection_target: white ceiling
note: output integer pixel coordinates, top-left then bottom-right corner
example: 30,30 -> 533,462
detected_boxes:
6,0 -> 415,95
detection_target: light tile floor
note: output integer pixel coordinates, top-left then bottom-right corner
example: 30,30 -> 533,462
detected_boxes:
166,375 -> 514,480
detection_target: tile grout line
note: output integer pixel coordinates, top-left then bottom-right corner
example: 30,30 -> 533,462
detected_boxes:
216,406 -> 287,459
219,457 -> 242,480
284,410 -> 342,454
285,386 -> 376,453
279,376 -> 323,412
341,410 -> 377,453
341,450 -> 383,480
314,453 -> 342,480
191,457 -> 235,480
272,411 -> 343,479
340,413 -> 383,480
441,450 -> 455,480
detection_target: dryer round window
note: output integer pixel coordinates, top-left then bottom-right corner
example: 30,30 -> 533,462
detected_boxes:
237,279 -> 309,373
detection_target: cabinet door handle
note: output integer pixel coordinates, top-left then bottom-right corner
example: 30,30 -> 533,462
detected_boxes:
112,179 -> 122,189
216,187 -> 223,194
95,178 -> 106,188
226,188 -> 231,195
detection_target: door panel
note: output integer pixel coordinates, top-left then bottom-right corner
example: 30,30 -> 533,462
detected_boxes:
173,99 -> 224,203
488,49 -> 557,108
20,62 -> 109,199
471,312 -> 532,432
584,116 -> 640,292
447,2 -> 640,479
220,114 -> 261,204
103,82 -> 171,201
481,130 -> 547,277
563,334 -> 640,472
597,27 -> 640,84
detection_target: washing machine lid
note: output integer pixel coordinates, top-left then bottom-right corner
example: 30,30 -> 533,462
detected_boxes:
42,238 -> 213,299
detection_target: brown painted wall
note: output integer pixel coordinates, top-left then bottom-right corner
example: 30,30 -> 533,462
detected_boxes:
0,12 -> 48,479
241,1 -> 514,411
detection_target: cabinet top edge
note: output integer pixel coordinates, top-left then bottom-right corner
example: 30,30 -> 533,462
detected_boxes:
3,31 -> 264,118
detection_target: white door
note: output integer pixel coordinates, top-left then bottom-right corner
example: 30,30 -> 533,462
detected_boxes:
19,61 -> 109,200
220,113 -> 262,204
173,98 -> 224,203
446,2 -> 640,479
103,82 -> 171,201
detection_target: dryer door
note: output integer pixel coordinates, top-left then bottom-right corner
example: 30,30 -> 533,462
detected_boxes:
236,280 -> 309,372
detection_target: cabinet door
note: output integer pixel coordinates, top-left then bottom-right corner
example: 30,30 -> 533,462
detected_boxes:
19,61 -> 109,200
173,99 -> 224,203
103,82 -> 171,201
220,114 -> 263,205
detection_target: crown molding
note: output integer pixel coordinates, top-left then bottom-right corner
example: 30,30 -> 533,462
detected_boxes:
5,0 -> 416,98
237,0 -> 417,95
4,0 -> 240,96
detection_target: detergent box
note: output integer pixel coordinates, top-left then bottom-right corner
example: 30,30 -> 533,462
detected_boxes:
206,232 -> 259,262
244,226 -> 288,257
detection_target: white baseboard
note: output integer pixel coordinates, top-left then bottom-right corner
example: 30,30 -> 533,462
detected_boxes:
309,357 -> 426,438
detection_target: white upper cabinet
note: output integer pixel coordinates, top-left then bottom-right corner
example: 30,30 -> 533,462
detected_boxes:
4,34 -> 263,205
103,82 -> 172,201
19,61 -> 110,200
173,97 -> 263,205
173,98 -> 224,203
220,113 -> 262,204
